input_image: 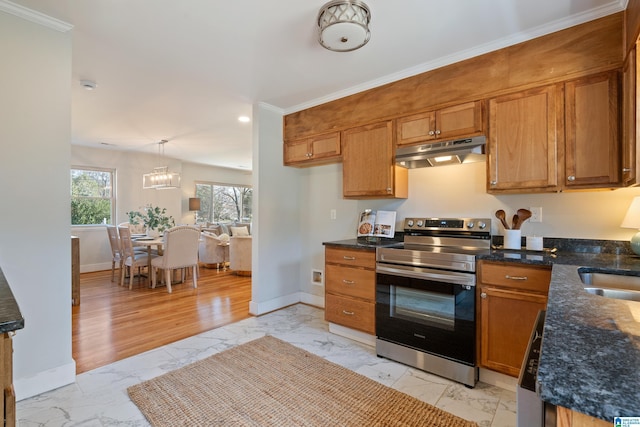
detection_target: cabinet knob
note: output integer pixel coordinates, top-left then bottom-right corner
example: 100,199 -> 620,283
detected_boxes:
623,168 -> 632,172
386,188 -> 392,193
567,175 -> 576,182
428,130 -> 435,136
435,130 -> 441,135
490,181 -> 497,186
480,292 -> 487,299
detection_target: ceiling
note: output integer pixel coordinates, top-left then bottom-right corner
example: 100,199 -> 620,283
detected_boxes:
5,0 -> 627,170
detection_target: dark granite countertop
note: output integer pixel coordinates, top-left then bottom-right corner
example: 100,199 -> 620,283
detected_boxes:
0,268 -> 24,334
324,237 -> 640,419
323,237 -> 403,250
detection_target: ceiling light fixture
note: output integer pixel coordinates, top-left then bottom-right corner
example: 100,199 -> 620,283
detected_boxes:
317,0 -> 371,52
238,116 -> 250,123
80,79 -> 97,90
142,140 -> 181,190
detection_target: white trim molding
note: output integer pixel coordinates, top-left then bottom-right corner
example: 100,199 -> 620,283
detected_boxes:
0,0 -> 73,32
15,360 -> 76,401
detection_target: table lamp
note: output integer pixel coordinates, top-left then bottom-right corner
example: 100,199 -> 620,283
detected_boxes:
189,197 -> 201,224
621,196 -> 640,255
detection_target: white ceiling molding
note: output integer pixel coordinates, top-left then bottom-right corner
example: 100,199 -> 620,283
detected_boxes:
0,0 -> 72,32
285,1 -> 627,115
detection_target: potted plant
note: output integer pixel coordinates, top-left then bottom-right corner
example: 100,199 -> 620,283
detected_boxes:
127,205 -> 175,235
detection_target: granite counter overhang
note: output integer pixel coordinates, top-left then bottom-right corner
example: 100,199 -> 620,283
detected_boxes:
0,268 -> 24,334
479,250 -> 640,420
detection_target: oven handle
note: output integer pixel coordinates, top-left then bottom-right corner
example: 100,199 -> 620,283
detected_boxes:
376,263 -> 475,287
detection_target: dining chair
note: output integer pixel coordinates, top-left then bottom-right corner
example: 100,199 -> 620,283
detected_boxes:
118,225 -> 157,289
151,225 -> 200,293
106,225 -> 123,282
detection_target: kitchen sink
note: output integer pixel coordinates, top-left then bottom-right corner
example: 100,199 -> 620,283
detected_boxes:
578,268 -> 640,302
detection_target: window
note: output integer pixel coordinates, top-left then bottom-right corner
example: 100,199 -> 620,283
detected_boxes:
71,167 -> 115,225
195,182 -> 252,224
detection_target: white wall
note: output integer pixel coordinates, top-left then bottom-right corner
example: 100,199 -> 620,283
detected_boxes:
0,11 -> 75,399
250,103 -> 304,314
71,145 -> 252,272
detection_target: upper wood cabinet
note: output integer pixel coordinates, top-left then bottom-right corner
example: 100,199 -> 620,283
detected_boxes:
283,132 -> 341,167
342,121 -> 408,199
396,101 -> 484,146
487,85 -> 561,192
623,47 -> 639,186
564,71 -> 621,189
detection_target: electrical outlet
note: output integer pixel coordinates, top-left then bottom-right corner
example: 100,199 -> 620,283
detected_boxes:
330,209 -> 336,220
530,207 -> 542,223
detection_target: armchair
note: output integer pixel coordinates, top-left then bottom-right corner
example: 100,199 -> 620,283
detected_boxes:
199,232 -> 229,270
229,235 -> 252,276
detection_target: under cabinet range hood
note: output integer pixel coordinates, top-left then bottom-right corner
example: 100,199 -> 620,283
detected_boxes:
395,136 -> 486,168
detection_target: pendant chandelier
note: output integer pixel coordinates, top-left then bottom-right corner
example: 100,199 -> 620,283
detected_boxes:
143,140 -> 181,190
317,0 -> 371,52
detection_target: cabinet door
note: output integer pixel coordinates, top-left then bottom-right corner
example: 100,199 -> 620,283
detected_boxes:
283,132 -> 341,166
342,121 -> 408,199
565,71 -> 621,188
623,47 -> 638,186
479,287 -> 547,376
283,138 -> 311,164
435,101 -> 484,140
488,85 -> 560,192
396,111 -> 436,146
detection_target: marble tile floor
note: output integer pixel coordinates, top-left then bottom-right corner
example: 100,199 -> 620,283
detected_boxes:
17,304 -> 516,426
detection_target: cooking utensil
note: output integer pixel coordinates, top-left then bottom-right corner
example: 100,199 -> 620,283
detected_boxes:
495,210 -> 510,229
515,208 -> 532,230
512,214 -> 520,230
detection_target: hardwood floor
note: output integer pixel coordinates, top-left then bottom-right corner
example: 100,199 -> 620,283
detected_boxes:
72,266 -> 252,374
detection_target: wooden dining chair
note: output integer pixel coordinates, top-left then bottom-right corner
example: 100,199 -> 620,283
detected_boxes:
118,225 -> 157,289
151,226 -> 200,293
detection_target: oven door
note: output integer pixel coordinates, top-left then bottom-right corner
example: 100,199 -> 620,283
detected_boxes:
376,263 -> 476,365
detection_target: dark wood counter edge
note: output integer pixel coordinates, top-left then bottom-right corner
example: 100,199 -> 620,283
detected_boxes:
0,268 -> 24,334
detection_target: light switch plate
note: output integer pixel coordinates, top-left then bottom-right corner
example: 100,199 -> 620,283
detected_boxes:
530,207 -> 542,223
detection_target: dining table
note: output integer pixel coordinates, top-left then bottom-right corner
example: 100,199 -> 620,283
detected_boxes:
132,235 -> 164,280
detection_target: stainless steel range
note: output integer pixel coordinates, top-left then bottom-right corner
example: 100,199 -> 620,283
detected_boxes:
375,217 -> 492,388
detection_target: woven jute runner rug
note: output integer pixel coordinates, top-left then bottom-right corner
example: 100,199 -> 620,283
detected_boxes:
128,335 -> 478,426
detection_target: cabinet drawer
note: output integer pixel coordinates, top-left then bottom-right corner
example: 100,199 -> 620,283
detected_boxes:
325,294 -> 375,335
480,262 -> 551,293
325,247 -> 375,269
326,264 -> 375,300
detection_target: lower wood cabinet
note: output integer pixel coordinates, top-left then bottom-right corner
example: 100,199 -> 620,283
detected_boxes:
324,246 -> 376,335
478,261 -> 551,377
1,333 -> 15,427
556,406 -> 610,427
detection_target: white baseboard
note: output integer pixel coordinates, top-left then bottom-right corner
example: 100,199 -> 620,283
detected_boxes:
15,360 -> 76,401
249,292 -> 302,316
300,292 -> 324,308
80,262 -> 111,273
328,323 -> 376,347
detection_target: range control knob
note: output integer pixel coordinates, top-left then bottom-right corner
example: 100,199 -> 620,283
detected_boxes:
416,220 -> 424,227
406,220 -> 414,227
477,221 -> 487,229
467,222 -> 475,229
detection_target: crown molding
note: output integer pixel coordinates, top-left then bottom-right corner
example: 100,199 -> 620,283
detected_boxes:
0,0 -> 72,32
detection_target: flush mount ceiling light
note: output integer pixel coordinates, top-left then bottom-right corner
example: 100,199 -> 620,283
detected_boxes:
143,140 -> 181,190
317,0 -> 371,52
80,79 -> 97,90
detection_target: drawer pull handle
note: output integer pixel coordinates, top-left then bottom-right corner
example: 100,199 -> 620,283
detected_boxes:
342,279 -> 355,285
343,256 -> 356,260
505,275 -> 528,281
342,310 -> 355,316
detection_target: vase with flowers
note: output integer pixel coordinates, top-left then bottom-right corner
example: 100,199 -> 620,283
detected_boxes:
127,205 -> 175,236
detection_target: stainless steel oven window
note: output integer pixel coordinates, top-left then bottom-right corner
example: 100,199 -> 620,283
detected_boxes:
390,285 -> 455,329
